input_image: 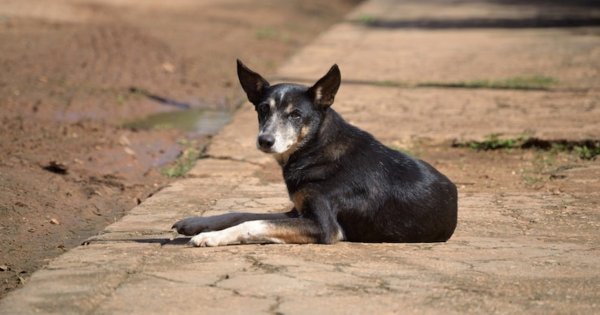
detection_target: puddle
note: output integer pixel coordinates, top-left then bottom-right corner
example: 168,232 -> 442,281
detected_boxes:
121,109 -> 232,176
123,109 -> 231,136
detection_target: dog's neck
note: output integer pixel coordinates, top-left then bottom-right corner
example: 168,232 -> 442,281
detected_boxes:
273,144 -> 300,167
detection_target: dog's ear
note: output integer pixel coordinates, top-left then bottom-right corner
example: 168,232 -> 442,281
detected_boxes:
307,64 -> 341,109
237,59 -> 270,105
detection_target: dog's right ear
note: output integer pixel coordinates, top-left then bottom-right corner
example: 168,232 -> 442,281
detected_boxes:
237,59 -> 270,105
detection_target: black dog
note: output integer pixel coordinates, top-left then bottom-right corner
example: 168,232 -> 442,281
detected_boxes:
172,60 -> 457,246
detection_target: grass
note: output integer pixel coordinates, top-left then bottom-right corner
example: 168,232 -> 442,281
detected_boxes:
462,133 -> 530,151
573,145 -> 600,160
373,80 -> 409,88
532,141 -> 600,160
522,150 -> 558,188
419,76 -> 557,90
162,139 -> 203,178
454,134 -> 600,160
255,26 -> 290,43
356,76 -> 557,91
255,27 -> 277,40
356,14 -> 376,25
116,93 -> 126,106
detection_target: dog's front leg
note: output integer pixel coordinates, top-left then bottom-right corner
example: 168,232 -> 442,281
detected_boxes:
189,216 -> 340,247
173,210 -> 298,236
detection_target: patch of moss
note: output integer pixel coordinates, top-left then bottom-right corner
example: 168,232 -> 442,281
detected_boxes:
460,134 -> 529,151
419,76 -> 557,90
162,139 -> 203,178
573,145 -> 600,160
454,134 -> 600,160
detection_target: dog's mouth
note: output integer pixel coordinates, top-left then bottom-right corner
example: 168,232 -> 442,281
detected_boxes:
256,141 -> 295,155
258,146 -> 275,154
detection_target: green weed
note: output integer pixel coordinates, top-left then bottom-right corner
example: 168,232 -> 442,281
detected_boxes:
356,14 -> 376,25
116,93 -> 126,106
256,27 -> 279,40
522,174 -> 544,187
346,76 -> 556,91
373,80 -> 409,88
460,134 -> 529,151
162,139 -> 203,178
455,134 -> 599,160
419,76 -> 557,90
573,145 -> 600,160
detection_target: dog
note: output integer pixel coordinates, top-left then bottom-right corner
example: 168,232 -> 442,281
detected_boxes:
172,60 -> 458,247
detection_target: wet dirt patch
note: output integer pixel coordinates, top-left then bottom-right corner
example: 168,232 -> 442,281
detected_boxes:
124,109 -> 232,136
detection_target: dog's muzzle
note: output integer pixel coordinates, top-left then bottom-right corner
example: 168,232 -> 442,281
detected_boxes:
257,134 -> 275,152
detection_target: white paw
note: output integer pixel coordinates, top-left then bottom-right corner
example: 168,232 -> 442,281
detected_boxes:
189,232 -> 223,247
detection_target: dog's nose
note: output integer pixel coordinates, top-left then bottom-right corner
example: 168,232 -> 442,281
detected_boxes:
258,134 -> 275,149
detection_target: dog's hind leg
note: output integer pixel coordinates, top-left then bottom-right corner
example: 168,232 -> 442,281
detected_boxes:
188,217 -> 343,247
172,210 -> 298,236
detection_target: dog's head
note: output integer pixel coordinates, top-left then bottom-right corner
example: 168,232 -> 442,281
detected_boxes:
236,59 -> 341,159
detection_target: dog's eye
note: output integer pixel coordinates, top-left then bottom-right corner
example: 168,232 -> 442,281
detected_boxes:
289,111 -> 302,120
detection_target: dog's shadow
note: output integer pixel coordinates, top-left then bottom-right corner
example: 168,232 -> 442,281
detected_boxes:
83,237 -> 191,246
131,237 -> 191,246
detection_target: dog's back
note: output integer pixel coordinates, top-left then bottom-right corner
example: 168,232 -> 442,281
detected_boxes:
284,109 -> 458,243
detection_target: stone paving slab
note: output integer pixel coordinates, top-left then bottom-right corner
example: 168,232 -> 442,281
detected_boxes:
334,87 -> 600,143
2,187 -> 598,314
2,1 -> 600,314
278,1 -> 600,90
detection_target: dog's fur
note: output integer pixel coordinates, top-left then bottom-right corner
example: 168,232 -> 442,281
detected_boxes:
172,60 -> 458,246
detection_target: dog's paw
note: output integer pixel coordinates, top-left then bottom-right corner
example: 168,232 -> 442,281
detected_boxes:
172,216 -> 209,236
189,232 -> 224,247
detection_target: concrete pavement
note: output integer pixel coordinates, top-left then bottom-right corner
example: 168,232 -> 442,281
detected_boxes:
2,0 -> 600,314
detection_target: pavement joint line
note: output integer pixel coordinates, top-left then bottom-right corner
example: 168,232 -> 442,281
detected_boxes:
202,154 -> 265,167
271,76 -> 599,93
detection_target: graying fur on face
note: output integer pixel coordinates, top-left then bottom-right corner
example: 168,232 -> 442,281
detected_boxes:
258,111 -> 299,154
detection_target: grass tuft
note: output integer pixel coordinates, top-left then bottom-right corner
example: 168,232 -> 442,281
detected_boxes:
463,134 -> 529,151
162,139 -> 203,178
256,27 -> 279,40
419,76 -> 557,90
348,76 -> 557,91
573,145 -> 600,160
454,134 -> 600,160
356,14 -> 376,25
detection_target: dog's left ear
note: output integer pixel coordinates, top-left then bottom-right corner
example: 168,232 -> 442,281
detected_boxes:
308,64 -> 341,109
237,59 -> 270,105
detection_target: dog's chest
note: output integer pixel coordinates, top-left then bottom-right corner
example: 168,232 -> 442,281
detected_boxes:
290,189 -> 307,212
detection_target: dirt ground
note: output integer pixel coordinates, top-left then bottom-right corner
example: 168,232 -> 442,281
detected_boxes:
0,0 -> 360,297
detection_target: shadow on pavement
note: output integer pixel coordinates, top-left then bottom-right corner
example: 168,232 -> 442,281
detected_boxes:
357,0 -> 600,29
131,238 -> 191,246
358,17 -> 600,29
